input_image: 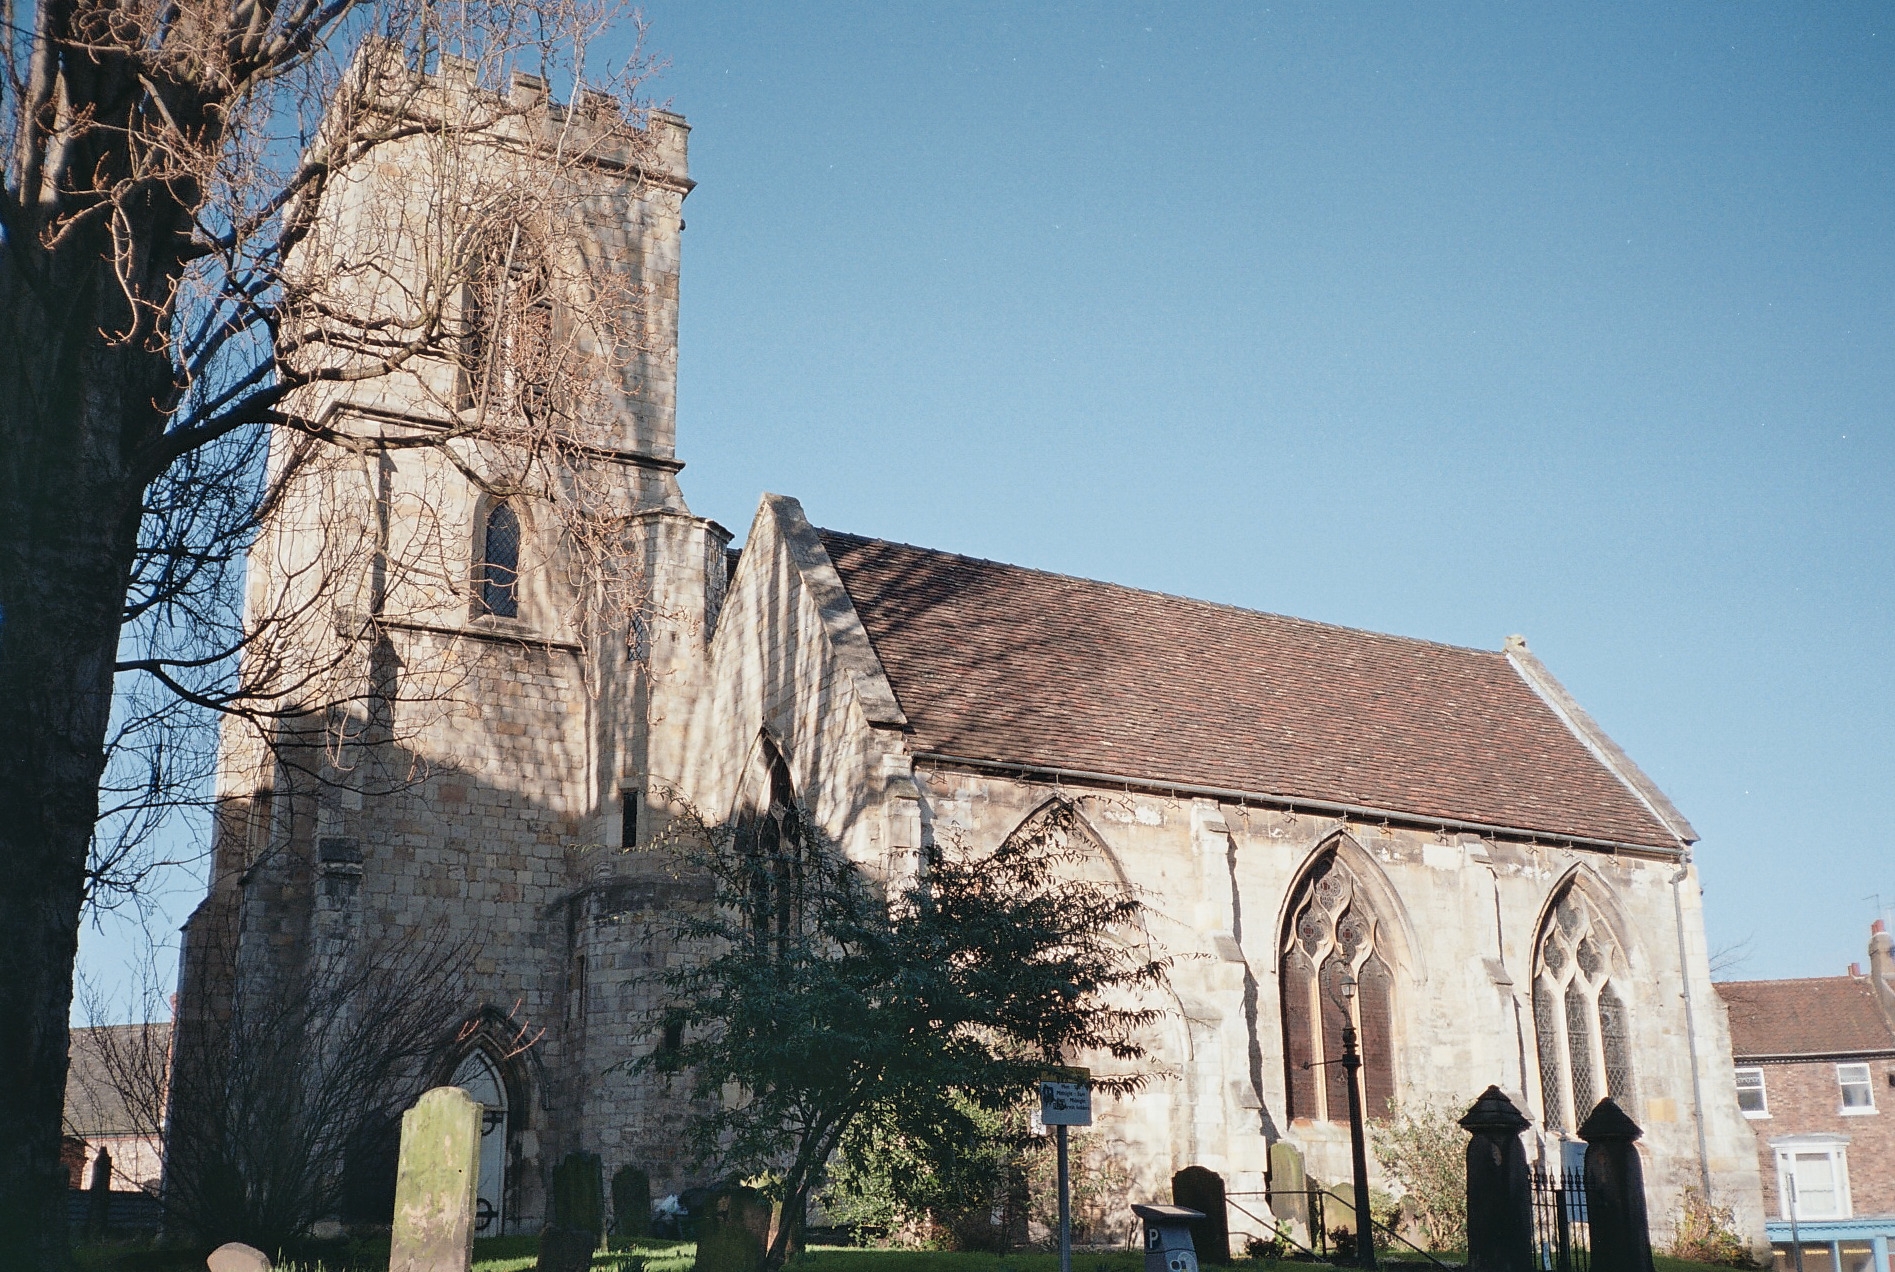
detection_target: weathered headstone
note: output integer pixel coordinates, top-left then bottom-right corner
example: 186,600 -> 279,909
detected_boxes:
206,1242 -> 272,1272
692,1186 -> 771,1272
390,1086 -> 482,1272
87,1146 -> 113,1237
1579,1099 -> 1656,1272
553,1151 -> 606,1235
613,1164 -> 653,1238
1459,1086 -> 1534,1272
1268,1140 -> 1309,1244
536,1227 -> 598,1272
1172,1166 -> 1231,1264
537,1151 -> 605,1272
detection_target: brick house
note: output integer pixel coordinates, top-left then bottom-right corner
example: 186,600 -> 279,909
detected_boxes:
1716,923 -> 1895,1272
64,1024 -> 170,1192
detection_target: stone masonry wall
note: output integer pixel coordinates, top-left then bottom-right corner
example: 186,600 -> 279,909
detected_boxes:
684,492 -> 1767,1251
186,87 -> 700,1236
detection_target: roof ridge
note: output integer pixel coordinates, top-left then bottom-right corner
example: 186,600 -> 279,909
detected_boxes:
1717,976 -> 1869,988
814,527 -> 1505,659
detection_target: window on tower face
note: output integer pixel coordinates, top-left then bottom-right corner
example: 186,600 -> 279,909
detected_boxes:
459,228 -> 554,415
1533,883 -> 1635,1130
477,503 -> 520,618
1279,847 -> 1396,1124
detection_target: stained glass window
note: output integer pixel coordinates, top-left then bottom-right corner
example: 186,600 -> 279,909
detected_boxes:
1280,849 -> 1396,1123
1534,981 -> 1566,1130
1534,883 -> 1634,1130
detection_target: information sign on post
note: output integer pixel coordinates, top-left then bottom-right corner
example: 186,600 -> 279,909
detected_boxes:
1039,1067 -> 1092,1127
1040,1067 -> 1092,1272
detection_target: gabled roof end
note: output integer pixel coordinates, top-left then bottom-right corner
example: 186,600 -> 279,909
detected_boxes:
1504,642 -> 1698,845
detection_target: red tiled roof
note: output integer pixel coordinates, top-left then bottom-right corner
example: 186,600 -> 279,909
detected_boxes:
1716,978 -> 1895,1059
818,530 -> 1682,849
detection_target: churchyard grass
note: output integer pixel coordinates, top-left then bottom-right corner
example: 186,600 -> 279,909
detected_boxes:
58,1237 -> 1761,1272
467,1244 -> 1763,1272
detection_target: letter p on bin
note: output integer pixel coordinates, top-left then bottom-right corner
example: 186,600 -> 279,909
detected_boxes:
1132,1203 -> 1205,1272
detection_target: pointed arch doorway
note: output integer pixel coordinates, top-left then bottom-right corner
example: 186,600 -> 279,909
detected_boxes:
452,1050 -> 509,1235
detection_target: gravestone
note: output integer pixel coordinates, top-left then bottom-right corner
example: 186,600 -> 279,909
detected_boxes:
692,1186 -> 771,1272
1579,1099 -> 1655,1272
1172,1166 -> 1231,1264
390,1086 -> 482,1272
1459,1086 -> 1534,1272
88,1146 -> 112,1237
537,1151 -> 605,1272
613,1164 -> 653,1238
1268,1140 -> 1309,1242
537,1227 -> 598,1272
677,1186 -> 714,1239
206,1243 -> 272,1272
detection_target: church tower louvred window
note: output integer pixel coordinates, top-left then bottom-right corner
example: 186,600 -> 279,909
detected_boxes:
1534,883 -> 1635,1131
1280,849 -> 1396,1123
459,225 -> 555,416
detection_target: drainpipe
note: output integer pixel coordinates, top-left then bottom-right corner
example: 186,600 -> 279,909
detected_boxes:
1671,864 -> 1714,1197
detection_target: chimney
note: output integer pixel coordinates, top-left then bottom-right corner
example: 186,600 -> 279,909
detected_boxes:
1869,921 -> 1895,1033
510,70 -> 548,105
1851,963 -> 1863,978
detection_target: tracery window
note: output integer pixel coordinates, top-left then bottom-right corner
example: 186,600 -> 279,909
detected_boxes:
477,503 -> 520,618
1534,884 -> 1635,1130
459,228 -> 554,415
1280,849 -> 1396,1123
736,740 -> 807,954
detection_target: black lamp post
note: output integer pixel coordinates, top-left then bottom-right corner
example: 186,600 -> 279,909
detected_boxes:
1338,969 -> 1377,1271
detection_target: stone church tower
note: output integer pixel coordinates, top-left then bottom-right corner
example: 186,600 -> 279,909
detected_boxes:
175,62 -> 729,1233
177,58 -> 1769,1248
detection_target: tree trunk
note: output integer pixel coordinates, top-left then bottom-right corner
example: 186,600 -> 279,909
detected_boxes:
0,244 -> 176,1268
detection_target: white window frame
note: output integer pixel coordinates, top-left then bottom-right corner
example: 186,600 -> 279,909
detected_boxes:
1735,1066 -> 1769,1118
1772,1135 -> 1852,1222
1837,1063 -> 1877,1114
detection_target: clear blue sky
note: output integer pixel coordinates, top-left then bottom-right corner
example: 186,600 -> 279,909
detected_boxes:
72,2 -> 1893,1014
635,1 -> 1893,980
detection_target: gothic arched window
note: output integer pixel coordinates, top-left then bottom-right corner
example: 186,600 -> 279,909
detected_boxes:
477,503 -> 520,618
1280,849 -> 1396,1123
736,740 -> 807,953
1533,884 -> 1635,1131
459,228 -> 554,415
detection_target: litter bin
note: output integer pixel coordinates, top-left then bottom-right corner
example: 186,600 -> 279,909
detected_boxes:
1133,1203 -> 1206,1272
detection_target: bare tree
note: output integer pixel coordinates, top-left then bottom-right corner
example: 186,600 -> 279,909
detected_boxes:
1,0 -> 673,1257
1707,935 -> 1754,981
82,921 -> 482,1254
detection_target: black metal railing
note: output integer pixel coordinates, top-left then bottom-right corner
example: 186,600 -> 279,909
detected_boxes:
1530,1166 -> 1590,1272
1226,1188 -> 1452,1268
